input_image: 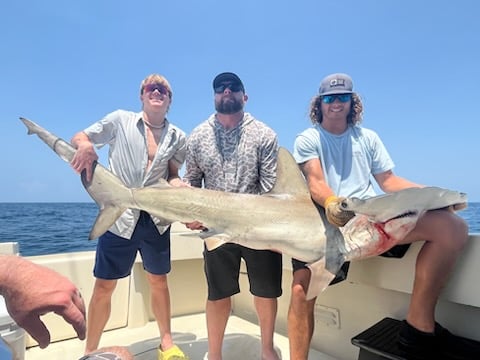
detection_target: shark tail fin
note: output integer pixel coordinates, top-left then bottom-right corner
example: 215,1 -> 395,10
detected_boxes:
89,205 -> 127,240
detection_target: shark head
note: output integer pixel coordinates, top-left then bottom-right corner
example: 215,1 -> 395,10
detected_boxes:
340,187 -> 468,262
340,187 -> 467,223
340,211 -> 420,262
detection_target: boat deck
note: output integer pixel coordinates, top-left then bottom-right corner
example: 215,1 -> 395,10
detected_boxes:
25,313 -> 334,360
15,232 -> 480,360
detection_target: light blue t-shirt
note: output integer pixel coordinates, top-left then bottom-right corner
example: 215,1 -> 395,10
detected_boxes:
293,124 -> 394,199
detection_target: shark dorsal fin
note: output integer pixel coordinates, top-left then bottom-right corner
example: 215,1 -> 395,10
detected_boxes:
267,147 -> 310,198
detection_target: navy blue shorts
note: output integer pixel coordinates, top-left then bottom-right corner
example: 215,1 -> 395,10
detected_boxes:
94,211 -> 171,279
204,243 -> 282,300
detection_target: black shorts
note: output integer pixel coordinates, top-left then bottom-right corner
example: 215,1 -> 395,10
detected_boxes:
291,244 -> 411,286
204,243 -> 282,300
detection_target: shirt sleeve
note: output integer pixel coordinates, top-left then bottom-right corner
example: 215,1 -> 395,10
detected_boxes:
169,129 -> 187,169
184,133 -> 204,188
83,110 -> 121,148
367,130 -> 395,175
293,128 -> 320,164
258,131 -> 278,194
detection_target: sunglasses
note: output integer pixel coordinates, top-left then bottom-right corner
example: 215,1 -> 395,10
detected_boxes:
322,94 -> 352,104
214,82 -> 243,94
143,83 -> 169,96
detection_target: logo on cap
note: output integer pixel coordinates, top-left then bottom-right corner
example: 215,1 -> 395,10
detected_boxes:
329,78 -> 346,88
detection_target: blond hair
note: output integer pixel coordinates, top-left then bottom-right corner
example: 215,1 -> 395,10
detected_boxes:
139,73 -> 173,99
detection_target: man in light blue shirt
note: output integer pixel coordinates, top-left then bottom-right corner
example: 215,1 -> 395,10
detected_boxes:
288,73 -> 469,359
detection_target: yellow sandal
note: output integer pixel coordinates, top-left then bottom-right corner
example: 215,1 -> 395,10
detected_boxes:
158,345 -> 189,360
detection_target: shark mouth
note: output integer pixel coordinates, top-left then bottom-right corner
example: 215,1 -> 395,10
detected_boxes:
384,210 -> 418,222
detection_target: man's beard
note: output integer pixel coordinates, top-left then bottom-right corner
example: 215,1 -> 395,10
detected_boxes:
215,96 -> 243,114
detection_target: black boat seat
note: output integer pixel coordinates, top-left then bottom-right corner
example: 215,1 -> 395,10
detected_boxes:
351,317 -> 480,360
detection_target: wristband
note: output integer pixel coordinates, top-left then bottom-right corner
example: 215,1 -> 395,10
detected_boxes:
324,195 -> 338,208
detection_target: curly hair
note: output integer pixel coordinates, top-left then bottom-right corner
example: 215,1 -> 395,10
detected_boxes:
309,93 -> 363,125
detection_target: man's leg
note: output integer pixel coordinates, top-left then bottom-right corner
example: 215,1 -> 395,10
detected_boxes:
254,296 -> 280,360
206,297 -> 231,360
403,210 -> 468,332
85,278 -> 117,354
288,268 -> 316,360
147,272 -> 177,352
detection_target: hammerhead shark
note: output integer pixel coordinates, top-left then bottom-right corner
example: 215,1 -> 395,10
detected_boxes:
20,117 -> 468,299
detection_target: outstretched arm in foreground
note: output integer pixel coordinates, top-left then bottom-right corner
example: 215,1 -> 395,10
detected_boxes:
0,255 -> 86,348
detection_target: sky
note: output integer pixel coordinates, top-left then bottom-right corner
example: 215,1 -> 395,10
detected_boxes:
2,0 -> 479,202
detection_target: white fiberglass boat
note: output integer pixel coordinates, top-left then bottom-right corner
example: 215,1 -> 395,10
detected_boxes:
2,223 -> 480,360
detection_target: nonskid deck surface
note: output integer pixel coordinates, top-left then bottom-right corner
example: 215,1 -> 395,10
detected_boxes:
25,313 -> 335,360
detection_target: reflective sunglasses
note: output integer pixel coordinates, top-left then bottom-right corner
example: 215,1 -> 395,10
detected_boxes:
214,82 -> 243,94
143,83 -> 169,96
321,94 -> 352,104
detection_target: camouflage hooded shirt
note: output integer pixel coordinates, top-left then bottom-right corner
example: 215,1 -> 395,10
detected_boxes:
184,112 -> 278,194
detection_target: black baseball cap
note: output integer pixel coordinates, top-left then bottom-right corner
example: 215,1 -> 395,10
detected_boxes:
212,72 -> 245,92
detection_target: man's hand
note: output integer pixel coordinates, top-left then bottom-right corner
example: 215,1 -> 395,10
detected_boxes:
70,132 -> 98,183
324,196 -> 356,227
184,221 -> 207,231
0,256 -> 86,348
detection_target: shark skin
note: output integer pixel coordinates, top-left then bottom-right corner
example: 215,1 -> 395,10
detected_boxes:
20,117 -> 468,300
337,188 -> 468,261
340,188 -> 468,223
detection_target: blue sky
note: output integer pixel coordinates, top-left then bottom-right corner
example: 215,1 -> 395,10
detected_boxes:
2,0 -> 479,202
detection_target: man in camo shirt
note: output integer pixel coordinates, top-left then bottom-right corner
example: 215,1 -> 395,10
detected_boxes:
184,72 -> 282,360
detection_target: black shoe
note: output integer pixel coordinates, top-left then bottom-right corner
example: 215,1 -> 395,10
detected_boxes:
398,320 -> 480,360
397,320 -> 437,359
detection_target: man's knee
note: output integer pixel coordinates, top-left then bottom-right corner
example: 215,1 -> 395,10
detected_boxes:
443,215 -> 469,250
290,283 -> 316,314
146,273 -> 168,290
93,279 -> 117,296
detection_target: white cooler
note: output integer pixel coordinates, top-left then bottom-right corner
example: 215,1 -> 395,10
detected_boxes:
0,296 -> 25,360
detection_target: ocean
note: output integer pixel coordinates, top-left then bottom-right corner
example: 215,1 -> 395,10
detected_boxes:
0,202 -> 479,257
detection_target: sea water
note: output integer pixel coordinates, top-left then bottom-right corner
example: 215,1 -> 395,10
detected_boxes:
0,202 -> 479,257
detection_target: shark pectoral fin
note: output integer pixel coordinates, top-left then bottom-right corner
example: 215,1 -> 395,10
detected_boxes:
204,237 -> 227,251
306,258 -> 337,301
205,236 -> 231,251
200,230 -> 230,251
89,205 -> 126,240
